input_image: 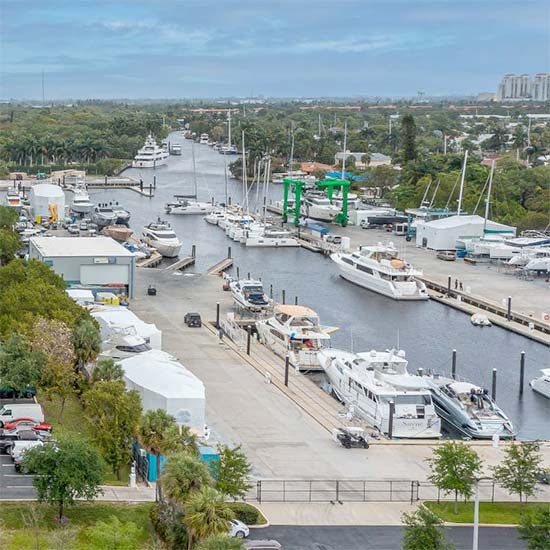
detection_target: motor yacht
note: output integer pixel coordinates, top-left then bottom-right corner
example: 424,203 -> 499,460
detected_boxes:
132,134 -> 169,168
99,330 -> 152,361
256,305 -> 334,371
112,203 -> 131,225
219,145 -> 239,155
199,133 -> 209,145
332,191 -> 361,210
70,187 -> 94,214
5,187 -> 23,210
331,244 -> 429,300
142,219 -> 182,258
318,348 -> 441,439
229,279 -> 271,312
530,369 -> 550,399
165,196 -> 213,215
301,194 -> 340,222
245,227 -> 300,247
91,203 -> 118,227
170,144 -> 182,156
204,209 -> 226,225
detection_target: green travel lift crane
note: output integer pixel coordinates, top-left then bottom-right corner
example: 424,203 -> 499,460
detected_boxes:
282,177 -> 351,227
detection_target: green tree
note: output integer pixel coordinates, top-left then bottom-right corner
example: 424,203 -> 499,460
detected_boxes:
23,435 -> 104,521
401,114 -> 417,162
212,445 -> 252,501
518,506 -> 550,550
184,487 -> 234,550
162,452 -> 212,504
0,228 -> 21,265
91,358 -> 124,383
492,441 -> 543,503
83,380 -> 142,480
402,506 -> 454,550
0,205 -> 18,228
72,319 -> 101,373
0,334 -> 45,395
138,409 -> 183,502
82,515 -> 143,550
195,534 -> 244,550
369,165 -> 397,197
427,442 -> 483,514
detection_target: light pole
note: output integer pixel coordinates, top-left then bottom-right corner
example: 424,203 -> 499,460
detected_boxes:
473,477 -> 492,550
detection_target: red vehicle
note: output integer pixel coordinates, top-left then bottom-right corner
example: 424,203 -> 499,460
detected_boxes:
2,418 -> 52,434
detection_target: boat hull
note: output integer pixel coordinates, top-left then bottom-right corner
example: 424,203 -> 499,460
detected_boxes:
132,158 -> 168,168
245,236 -> 300,247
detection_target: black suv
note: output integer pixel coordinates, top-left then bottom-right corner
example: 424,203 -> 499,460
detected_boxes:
184,312 -> 202,327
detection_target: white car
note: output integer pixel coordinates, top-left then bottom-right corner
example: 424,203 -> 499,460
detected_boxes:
229,519 -> 249,538
9,439 -> 44,471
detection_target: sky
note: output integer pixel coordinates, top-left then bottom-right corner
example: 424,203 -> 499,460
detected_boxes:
1,0 -> 549,100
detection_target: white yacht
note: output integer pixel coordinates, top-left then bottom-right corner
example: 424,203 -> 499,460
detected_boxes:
204,209 -> 226,225
70,187 -> 94,214
531,369 -> 550,399
112,203 -> 131,225
230,279 -> 271,312
219,145 -> 238,155
318,348 -> 441,439
331,244 -> 429,300
99,330 -> 152,361
256,305 -> 333,371
199,133 -> 209,145
332,191 -> 361,210
524,257 -> 550,273
170,144 -> 182,156
5,188 -> 23,210
142,219 -> 182,258
91,203 -> 118,227
132,134 -> 169,168
301,194 -> 340,222
245,227 -> 300,247
508,247 -> 550,266
165,197 -> 213,215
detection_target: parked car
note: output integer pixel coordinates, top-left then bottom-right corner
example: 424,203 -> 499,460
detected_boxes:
79,221 -> 88,231
184,312 -> 202,327
0,403 -> 44,426
0,430 -> 40,454
2,418 -> 52,434
326,234 -> 342,244
229,519 -> 249,538
67,223 -> 79,234
359,219 -> 374,229
9,439 -> 44,471
436,250 -> 456,261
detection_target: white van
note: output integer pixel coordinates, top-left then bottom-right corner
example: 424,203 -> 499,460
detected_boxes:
0,403 -> 44,426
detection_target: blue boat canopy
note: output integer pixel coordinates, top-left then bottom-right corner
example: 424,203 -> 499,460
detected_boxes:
299,221 -> 329,233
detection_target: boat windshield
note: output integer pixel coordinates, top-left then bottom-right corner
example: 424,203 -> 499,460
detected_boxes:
243,286 -> 263,295
116,343 -> 151,353
151,231 -> 177,239
289,316 -> 318,327
379,394 -> 431,405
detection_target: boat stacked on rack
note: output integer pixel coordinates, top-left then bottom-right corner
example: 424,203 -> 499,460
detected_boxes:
301,193 -> 340,222
318,348 -> 442,438
229,279 -> 272,313
5,187 -> 23,210
142,219 -> 182,258
132,134 -> 169,168
331,244 -> 429,300
256,305 -> 335,371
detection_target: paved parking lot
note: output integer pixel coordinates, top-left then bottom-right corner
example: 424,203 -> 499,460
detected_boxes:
0,452 -> 36,500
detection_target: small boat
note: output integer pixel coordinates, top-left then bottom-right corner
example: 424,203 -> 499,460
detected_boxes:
204,209 -> 226,225
530,369 -> 550,399
199,133 -> 209,145
471,313 -> 492,327
165,197 -> 213,215
142,219 -> 182,258
229,279 -> 271,312
245,228 -> 300,247
102,225 -> 134,242
5,187 -> 23,210
111,203 -> 131,225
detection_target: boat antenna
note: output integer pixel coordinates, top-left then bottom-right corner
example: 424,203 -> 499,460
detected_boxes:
457,149 -> 468,216
483,160 -> 495,234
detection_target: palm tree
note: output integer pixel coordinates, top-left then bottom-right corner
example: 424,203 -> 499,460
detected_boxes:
72,318 -> 101,373
184,487 -> 234,550
195,534 -> 244,550
162,452 -> 212,505
137,409 -> 181,501
91,359 -> 124,383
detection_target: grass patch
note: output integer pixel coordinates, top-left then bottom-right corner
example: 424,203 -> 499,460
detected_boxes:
0,502 -> 156,548
103,464 -> 130,486
228,502 -> 267,525
425,501 -> 550,524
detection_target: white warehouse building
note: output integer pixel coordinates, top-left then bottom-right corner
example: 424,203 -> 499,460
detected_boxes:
120,350 -> 206,436
29,183 -> 66,220
29,236 -> 136,297
415,215 -> 516,250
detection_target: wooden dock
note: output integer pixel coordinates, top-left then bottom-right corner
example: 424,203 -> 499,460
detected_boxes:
207,257 -> 234,275
136,251 -> 162,268
163,256 -> 196,272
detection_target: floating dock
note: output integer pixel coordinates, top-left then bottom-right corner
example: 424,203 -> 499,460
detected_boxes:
207,257 -> 234,275
163,256 -> 196,272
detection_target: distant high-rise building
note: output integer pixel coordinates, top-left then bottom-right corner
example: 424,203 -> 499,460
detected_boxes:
496,73 -> 550,101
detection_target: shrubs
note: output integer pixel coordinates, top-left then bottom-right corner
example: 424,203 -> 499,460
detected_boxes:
149,501 -> 188,549
227,502 -> 265,526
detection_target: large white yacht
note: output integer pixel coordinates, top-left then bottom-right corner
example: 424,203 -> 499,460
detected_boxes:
531,369 -> 550,399
230,279 -> 271,313
132,135 -> 169,168
256,305 -> 333,371
331,244 -> 429,300
91,203 -> 118,227
165,196 -> 213,215
142,219 -> 182,258
70,187 -> 94,214
318,348 -> 441,439
301,194 -> 340,222
245,227 -> 300,247
5,187 -> 23,210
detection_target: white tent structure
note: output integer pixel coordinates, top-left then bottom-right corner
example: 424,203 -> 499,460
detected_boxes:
415,215 -> 516,251
120,350 -> 206,435
66,288 -> 95,306
91,306 -> 162,349
29,183 -> 66,219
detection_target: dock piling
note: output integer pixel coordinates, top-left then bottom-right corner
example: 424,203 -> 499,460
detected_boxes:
447,276 -> 451,297
519,351 -> 525,395
153,175 -> 157,188
451,349 -> 457,379
191,244 -> 196,258
295,296 -> 298,305
227,246 -> 231,259
492,369 -> 497,401
270,284 -> 273,299
282,290 -> 286,305
216,302 -> 220,330
247,272 -> 250,279
246,325 -> 252,355
284,355 -> 290,387
237,267 -> 240,278
418,368 -> 424,377
388,401 -> 395,439
507,296 -> 512,321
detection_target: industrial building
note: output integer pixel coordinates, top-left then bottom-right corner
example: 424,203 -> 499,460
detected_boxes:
29,183 -> 65,221
415,215 -> 516,250
29,236 -> 135,297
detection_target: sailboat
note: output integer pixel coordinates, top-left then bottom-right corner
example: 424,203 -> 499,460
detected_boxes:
219,111 -> 238,155
165,142 -> 213,215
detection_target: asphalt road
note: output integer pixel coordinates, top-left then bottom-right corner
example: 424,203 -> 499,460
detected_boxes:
0,452 -> 36,499
249,526 -> 526,550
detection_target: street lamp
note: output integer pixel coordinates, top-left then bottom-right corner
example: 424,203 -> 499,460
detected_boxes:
473,476 -> 493,550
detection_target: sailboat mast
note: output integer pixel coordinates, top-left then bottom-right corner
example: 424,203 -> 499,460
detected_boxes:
483,160 -> 495,234
228,110 -> 232,148
341,120 -> 348,179
191,141 -> 198,198
223,152 -> 228,206
241,131 -> 248,213
263,156 -> 271,226
457,149 -> 468,216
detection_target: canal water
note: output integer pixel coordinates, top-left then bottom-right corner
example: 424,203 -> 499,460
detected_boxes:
56,133 -> 550,439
